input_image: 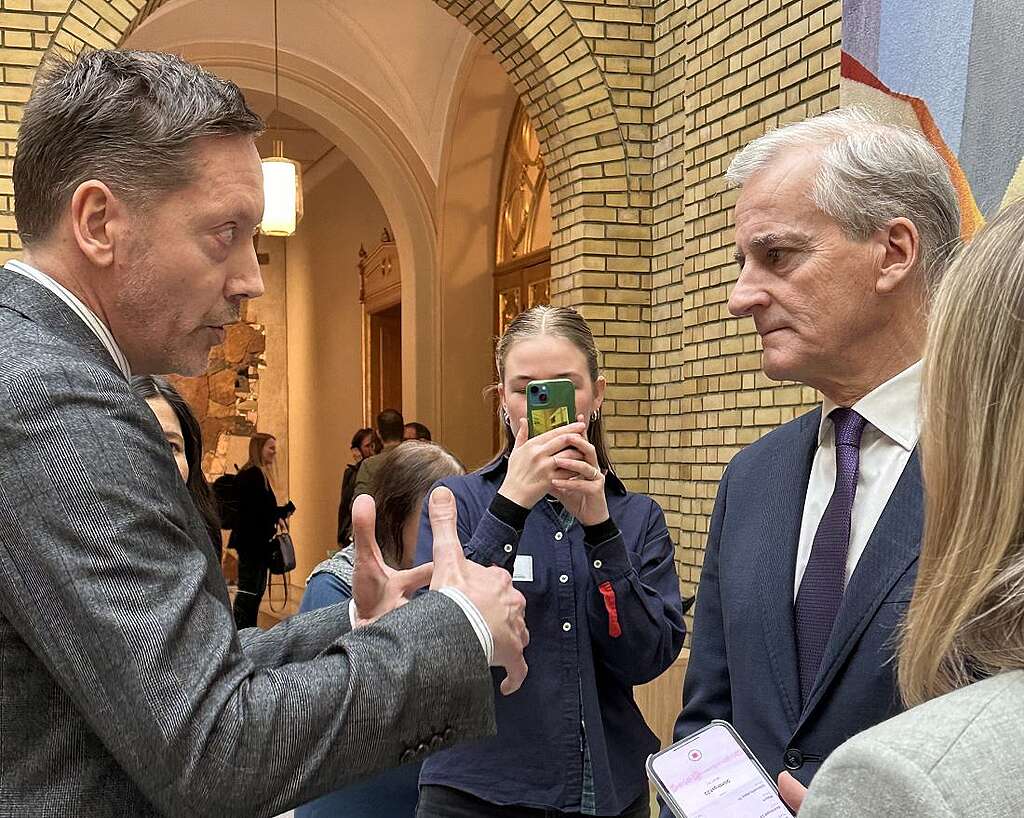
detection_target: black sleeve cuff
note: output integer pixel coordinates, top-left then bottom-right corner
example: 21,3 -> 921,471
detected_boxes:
489,493 -> 530,531
583,517 -> 619,545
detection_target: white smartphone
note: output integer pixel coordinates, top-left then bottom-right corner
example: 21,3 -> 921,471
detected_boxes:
647,720 -> 793,818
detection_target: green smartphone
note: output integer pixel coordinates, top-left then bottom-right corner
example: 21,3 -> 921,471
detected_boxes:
526,378 -> 576,437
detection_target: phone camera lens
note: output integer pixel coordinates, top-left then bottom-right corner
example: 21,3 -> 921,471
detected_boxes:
539,393 -> 548,403
529,385 -> 539,394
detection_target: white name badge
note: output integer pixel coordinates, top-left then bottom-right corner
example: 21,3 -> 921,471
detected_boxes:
512,554 -> 534,583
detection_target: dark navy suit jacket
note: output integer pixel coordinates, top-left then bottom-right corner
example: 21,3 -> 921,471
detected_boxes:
664,407 -> 923,805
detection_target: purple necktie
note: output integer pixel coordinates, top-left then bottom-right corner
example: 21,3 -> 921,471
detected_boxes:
795,407 -> 868,705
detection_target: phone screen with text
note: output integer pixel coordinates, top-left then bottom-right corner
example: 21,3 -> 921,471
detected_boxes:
651,723 -> 790,818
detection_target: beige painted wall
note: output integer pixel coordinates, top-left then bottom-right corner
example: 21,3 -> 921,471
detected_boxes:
286,161 -> 391,581
248,235 -> 290,499
436,46 -> 520,469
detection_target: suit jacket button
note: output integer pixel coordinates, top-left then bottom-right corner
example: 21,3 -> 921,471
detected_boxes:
783,748 -> 803,770
416,742 -> 429,754
430,735 -> 445,750
443,727 -> 454,740
400,749 -> 416,764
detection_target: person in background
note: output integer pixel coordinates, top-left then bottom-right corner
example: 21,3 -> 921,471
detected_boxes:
779,197 -> 1024,818
351,408 -> 404,502
230,432 -> 295,629
337,427 -> 378,545
664,108 -> 961,802
132,374 -> 222,561
414,305 -> 686,818
298,439 -> 465,818
403,421 -> 432,442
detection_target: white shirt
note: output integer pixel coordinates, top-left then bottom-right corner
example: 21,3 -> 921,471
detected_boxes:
4,259 -> 131,379
794,361 -> 922,599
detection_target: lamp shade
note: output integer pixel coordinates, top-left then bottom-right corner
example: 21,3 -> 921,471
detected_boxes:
260,141 -> 304,237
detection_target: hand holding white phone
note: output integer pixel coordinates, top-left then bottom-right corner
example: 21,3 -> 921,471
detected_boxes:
647,720 -> 794,818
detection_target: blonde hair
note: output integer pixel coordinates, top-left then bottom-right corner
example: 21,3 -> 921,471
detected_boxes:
494,305 -> 612,470
899,199 -> 1024,706
243,432 -> 278,489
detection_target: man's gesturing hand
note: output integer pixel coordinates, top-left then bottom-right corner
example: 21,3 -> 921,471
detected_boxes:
427,486 -> 530,695
351,494 -> 433,628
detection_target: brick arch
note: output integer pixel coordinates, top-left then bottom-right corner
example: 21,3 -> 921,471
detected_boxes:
432,0 -> 635,299
38,0 -> 636,300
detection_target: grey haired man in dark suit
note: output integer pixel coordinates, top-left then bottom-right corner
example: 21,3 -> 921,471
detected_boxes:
0,49 -> 528,816
662,108 -> 962,815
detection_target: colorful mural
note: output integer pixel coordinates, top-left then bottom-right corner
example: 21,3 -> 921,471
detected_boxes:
842,0 -> 1024,237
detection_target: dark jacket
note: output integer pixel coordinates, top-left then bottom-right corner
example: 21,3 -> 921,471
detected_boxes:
336,462 -> 360,544
414,458 -> 686,816
664,407 -> 922,810
228,465 -> 292,557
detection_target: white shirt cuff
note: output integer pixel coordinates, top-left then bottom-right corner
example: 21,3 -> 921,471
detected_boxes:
438,586 -> 494,665
348,598 -> 358,627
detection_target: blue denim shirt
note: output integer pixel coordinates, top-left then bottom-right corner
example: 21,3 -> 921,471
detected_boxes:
414,458 -> 685,815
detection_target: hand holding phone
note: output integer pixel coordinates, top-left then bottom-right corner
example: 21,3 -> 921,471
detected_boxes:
648,721 -> 794,818
497,416 -> 586,510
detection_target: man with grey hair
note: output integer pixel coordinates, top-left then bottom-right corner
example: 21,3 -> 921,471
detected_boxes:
0,49 -> 528,816
662,108 -> 961,810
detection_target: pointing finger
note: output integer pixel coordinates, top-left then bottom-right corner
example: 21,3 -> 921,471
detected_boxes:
429,486 -> 465,574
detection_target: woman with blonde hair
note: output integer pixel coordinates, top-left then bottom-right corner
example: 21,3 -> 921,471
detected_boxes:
230,432 -> 295,629
784,199 -> 1024,816
414,305 -> 685,818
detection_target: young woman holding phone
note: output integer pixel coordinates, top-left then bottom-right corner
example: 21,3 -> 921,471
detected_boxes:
414,305 -> 686,818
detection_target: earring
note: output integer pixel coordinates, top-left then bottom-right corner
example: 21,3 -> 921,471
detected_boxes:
502,408 -> 511,425
590,410 -> 599,422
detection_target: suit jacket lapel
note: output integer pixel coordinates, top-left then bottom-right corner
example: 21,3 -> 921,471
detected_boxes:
755,408 -> 820,729
799,449 -> 923,720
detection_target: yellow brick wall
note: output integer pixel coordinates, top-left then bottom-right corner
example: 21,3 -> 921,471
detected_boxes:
672,0 -> 840,604
0,0 -> 842,611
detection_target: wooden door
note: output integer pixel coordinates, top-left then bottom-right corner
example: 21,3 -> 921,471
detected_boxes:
369,303 -> 402,419
493,248 -> 551,447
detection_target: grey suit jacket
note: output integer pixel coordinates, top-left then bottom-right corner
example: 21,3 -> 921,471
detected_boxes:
0,266 -> 495,817
801,670 -> 1024,817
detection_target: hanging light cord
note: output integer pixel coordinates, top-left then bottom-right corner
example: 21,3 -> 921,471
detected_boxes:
273,0 -> 280,143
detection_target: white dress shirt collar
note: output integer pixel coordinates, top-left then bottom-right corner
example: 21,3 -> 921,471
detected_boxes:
4,259 -> 131,379
818,360 -> 923,452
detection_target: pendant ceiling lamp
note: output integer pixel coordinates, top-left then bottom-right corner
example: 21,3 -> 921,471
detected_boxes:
260,0 -> 303,237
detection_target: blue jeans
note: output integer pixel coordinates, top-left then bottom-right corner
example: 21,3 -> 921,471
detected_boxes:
416,785 -> 650,818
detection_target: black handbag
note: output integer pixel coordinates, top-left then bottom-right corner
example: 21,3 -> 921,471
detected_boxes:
266,522 -> 296,614
267,527 -> 295,575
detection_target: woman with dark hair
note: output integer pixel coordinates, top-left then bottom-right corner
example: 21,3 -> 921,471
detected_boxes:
132,375 -> 221,560
337,427 -> 378,545
229,433 -> 295,629
413,305 -> 686,818
297,439 -> 465,818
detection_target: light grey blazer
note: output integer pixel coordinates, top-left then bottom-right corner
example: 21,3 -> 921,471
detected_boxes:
800,669 -> 1024,817
0,266 -> 495,817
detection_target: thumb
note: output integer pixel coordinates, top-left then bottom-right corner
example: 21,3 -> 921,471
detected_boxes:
352,494 -> 385,572
396,561 -> 434,596
429,486 -> 465,576
777,771 -> 806,812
